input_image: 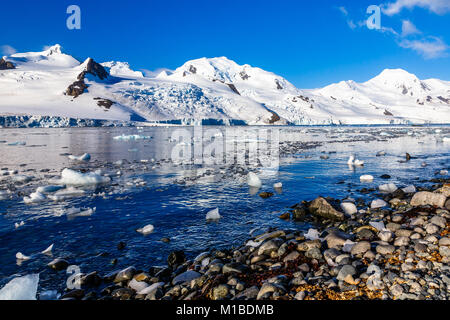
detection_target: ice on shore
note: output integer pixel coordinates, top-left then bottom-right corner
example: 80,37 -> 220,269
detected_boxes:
304,228 -> 321,241
137,224 -> 154,235
0,274 -> 39,300
113,134 -> 151,141
68,153 -> 91,161
23,191 -> 46,204
402,185 -> 416,193
247,172 -> 262,188
55,169 -> 111,186
206,208 -> 221,221
12,175 -> 32,184
340,202 -> 357,215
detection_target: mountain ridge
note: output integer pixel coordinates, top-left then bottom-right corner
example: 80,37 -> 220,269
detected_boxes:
0,44 -> 449,125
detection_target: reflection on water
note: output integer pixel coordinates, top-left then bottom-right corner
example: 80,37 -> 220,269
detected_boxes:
0,125 -> 449,293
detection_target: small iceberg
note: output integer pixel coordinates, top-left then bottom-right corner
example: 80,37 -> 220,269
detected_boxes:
23,191 -> 46,204
68,153 -> 91,161
0,274 -> 39,300
206,208 -> 221,221
348,155 -> 364,166
247,172 -> 262,188
16,252 -> 31,261
48,188 -> 86,201
113,134 -> 151,141
42,244 -> 54,255
55,169 -> 111,186
66,207 -> 96,218
137,224 -> 154,235
36,185 -> 65,194
360,175 -> 374,182
273,182 -> 283,189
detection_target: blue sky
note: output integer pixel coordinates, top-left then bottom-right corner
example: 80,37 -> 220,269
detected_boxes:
1,0 -> 449,88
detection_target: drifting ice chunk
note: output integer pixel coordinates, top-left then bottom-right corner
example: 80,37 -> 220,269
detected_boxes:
360,175 -> 374,182
206,208 -> 221,221
36,185 -> 65,194
42,244 -> 54,255
16,252 -> 31,261
273,182 -> 283,189
56,169 -> 111,186
247,172 -> 262,188
23,192 -> 46,204
68,153 -> 91,161
15,221 -> 25,229
0,274 -> 39,300
48,188 -> 85,201
378,183 -> 398,193
137,224 -> 154,235
66,207 -> 96,218
113,134 -> 151,141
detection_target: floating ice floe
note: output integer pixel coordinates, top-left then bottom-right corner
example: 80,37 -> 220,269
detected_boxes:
273,182 -> 283,189
0,274 -> 39,300
23,191 -> 46,204
378,183 -> 398,193
371,199 -> 388,209
440,170 -> 448,175
16,252 -> 31,261
137,224 -> 154,235
66,207 -> 96,218
206,208 -> 221,221
376,151 -> 386,156
113,134 -> 151,141
340,202 -> 357,215
348,155 -> 364,166
0,190 -> 10,200
15,221 -> 25,229
360,175 -> 374,182
36,185 -> 65,194
55,169 -> 111,186
68,153 -> 91,161
48,188 -> 86,201
42,244 -> 53,255
247,172 -> 262,188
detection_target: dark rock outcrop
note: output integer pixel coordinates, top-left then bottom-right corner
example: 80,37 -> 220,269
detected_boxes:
66,58 -> 108,98
384,109 -> 393,116
0,58 -> 15,70
227,83 -> 240,95
94,98 -> 114,109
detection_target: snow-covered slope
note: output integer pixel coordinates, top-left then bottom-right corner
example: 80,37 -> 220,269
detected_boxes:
0,45 -> 449,125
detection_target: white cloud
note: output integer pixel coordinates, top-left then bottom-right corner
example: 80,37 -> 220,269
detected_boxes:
338,6 -> 348,16
1,45 -> 17,56
399,36 -> 448,58
382,0 -> 450,16
401,20 -> 421,36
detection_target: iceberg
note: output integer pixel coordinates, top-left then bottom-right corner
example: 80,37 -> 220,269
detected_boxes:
23,191 -> 46,204
137,224 -> 154,235
55,169 -> 111,186
247,172 -> 262,188
0,274 -> 39,300
206,208 -> 221,221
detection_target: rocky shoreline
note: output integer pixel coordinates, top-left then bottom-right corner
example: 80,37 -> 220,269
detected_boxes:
51,177 -> 450,301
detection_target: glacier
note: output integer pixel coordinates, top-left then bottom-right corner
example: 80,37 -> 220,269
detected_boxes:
0,44 -> 449,127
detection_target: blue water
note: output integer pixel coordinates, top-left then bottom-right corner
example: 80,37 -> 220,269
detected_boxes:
0,126 -> 449,293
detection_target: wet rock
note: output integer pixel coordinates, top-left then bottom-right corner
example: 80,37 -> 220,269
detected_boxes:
48,258 -> 69,271
114,267 -> 136,283
376,244 -> 395,255
337,265 -> 356,281
410,192 -> 446,207
172,270 -> 201,285
259,192 -> 274,199
212,284 -> 229,300
0,58 -> 15,70
168,251 -> 186,268
305,248 -> 322,259
394,237 -> 410,247
61,289 -> 85,300
350,241 -> 371,255
292,205 -> 307,220
235,286 -> 259,300
112,288 -> 134,300
258,239 -> 283,256
309,197 -> 344,221
222,263 -> 248,274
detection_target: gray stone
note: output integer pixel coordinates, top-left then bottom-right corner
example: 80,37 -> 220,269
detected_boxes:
337,265 -> 356,281
172,270 -> 201,285
410,192 -> 446,207
376,244 -> 395,255
305,247 -> 322,259
430,216 -> 446,228
394,236 -> 410,247
114,267 -> 136,283
351,241 -> 371,255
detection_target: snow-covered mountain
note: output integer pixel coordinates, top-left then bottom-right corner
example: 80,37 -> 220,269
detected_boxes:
0,44 -> 449,126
